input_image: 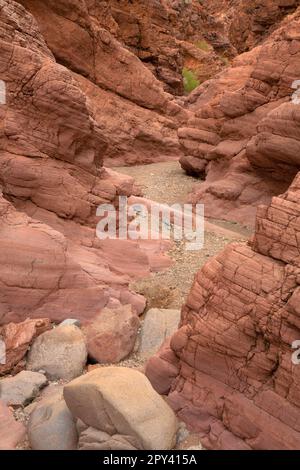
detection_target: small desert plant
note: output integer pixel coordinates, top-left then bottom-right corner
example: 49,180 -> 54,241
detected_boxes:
182,68 -> 200,93
195,39 -> 211,52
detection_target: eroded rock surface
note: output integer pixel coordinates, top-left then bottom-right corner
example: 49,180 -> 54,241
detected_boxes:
0,0 -> 171,326
16,0 -> 193,165
223,0 -> 300,53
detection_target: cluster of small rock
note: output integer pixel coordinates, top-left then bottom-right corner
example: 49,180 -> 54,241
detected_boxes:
0,308 -> 199,451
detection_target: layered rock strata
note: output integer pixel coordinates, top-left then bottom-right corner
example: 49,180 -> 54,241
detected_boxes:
0,0 -> 170,325
146,173 -> 300,449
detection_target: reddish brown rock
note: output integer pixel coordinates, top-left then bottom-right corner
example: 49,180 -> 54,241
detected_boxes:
0,318 -> 51,375
146,174 -> 300,449
178,7 -> 300,226
202,0 -> 300,54
14,0 -> 300,172
74,73 -> 182,166
0,1 -> 172,325
16,1 -> 255,166
18,0 -> 175,108
227,0 -> 300,53
16,0 -> 192,165
252,172 -> 300,267
82,305 -> 140,364
18,0 -> 229,95
0,400 -> 26,449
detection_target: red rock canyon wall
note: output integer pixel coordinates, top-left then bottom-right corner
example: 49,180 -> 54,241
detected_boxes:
0,0 -> 170,325
179,7 -> 300,226
146,173 -> 300,449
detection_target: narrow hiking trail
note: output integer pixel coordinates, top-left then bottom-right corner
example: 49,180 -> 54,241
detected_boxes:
116,161 -> 252,309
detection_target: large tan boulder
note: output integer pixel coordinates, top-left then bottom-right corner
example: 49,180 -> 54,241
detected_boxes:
27,325 -> 87,381
64,367 -> 178,450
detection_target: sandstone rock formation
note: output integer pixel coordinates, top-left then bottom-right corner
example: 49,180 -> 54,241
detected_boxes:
199,0 -> 300,55
64,367 -> 178,450
16,0 -> 192,165
18,0 -> 226,93
146,173 -> 300,449
1,0 -> 300,452
178,7 -> 300,226
18,1 -> 266,167
0,0 -> 172,326
223,0 -> 300,53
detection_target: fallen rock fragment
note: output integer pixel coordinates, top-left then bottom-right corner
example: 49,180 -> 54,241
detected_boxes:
64,367 -> 178,450
0,318 -> 51,375
145,339 -> 180,395
27,325 -> 87,381
0,371 -> 47,406
82,306 -> 140,364
138,308 -> 181,359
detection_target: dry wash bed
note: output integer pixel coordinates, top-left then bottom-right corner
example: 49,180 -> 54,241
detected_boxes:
116,161 -> 251,309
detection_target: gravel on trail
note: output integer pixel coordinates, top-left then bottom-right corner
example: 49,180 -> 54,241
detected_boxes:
116,161 -> 251,309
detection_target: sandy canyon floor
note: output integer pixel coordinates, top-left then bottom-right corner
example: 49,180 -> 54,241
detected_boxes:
117,161 -> 251,309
